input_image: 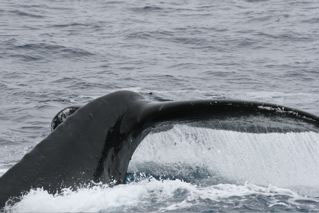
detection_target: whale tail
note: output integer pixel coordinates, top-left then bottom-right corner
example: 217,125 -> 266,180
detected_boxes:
1,91 -> 319,208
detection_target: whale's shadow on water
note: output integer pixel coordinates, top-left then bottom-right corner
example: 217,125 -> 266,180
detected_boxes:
0,90 -> 319,208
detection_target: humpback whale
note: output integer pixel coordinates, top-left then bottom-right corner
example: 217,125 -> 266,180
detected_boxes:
0,90 -> 319,208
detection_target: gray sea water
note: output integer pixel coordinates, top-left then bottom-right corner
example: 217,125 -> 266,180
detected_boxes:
1,0 -> 319,212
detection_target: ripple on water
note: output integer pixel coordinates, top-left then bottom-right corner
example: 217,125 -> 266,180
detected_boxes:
7,10 -> 45,18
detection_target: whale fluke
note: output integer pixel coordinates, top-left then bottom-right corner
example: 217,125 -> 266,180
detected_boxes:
1,91 -> 319,208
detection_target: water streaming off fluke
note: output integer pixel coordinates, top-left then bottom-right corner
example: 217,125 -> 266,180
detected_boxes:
130,124 -> 319,194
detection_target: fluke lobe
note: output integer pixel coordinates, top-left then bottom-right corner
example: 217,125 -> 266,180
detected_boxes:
1,90 -> 319,208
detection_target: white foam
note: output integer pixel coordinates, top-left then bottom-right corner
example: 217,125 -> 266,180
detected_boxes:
5,179 -> 187,212
6,179 -> 317,212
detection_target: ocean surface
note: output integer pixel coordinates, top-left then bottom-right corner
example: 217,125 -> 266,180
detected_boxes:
1,0 -> 319,212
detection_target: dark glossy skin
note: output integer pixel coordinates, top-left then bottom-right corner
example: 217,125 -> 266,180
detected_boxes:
0,90 -> 318,208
